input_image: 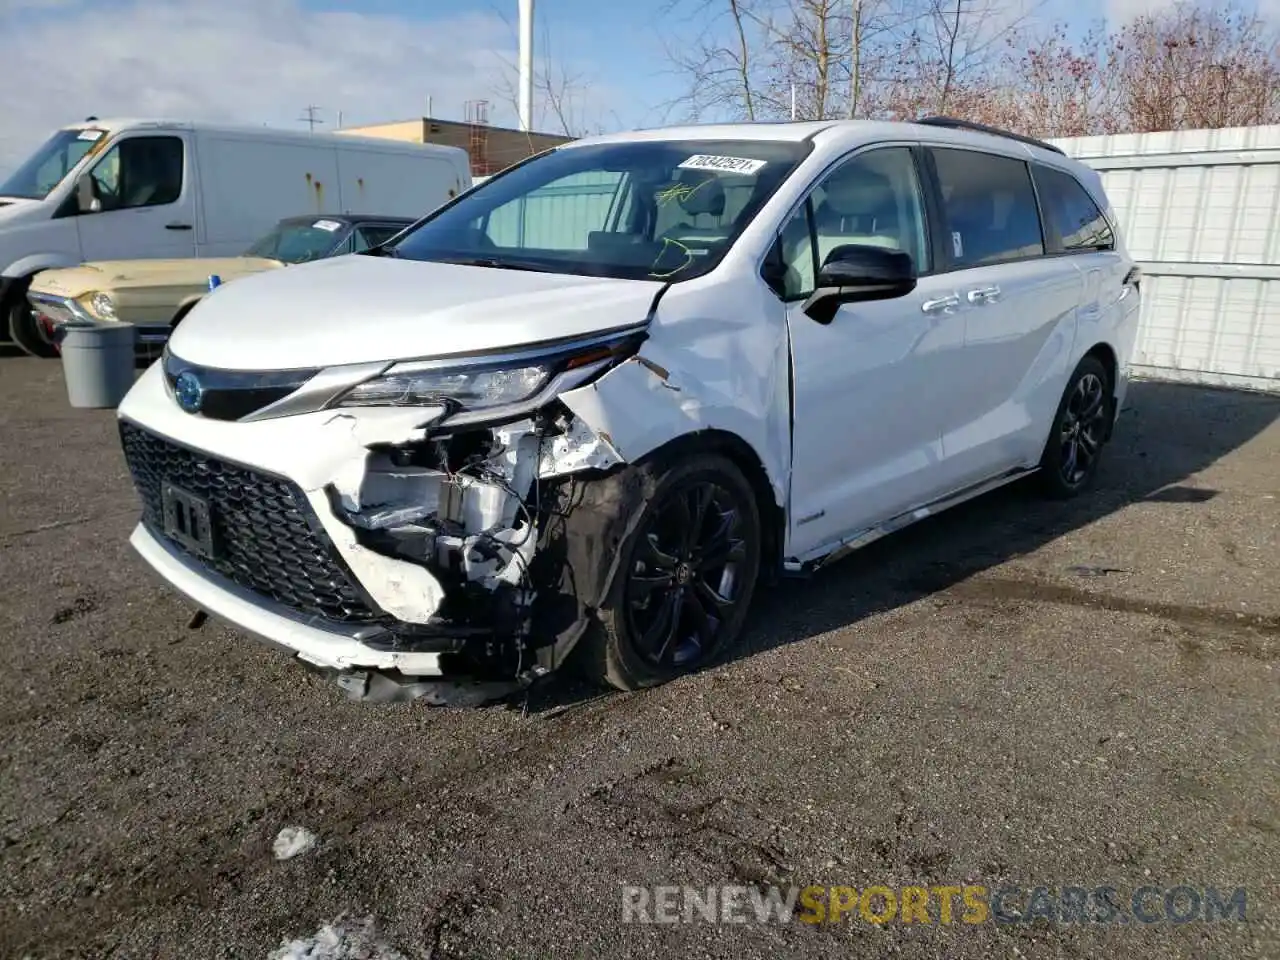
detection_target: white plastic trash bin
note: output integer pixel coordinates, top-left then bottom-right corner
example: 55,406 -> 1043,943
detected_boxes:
59,322 -> 137,409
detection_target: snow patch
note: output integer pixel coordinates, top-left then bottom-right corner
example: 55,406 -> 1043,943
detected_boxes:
272,826 -> 318,860
269,916 -> 407,960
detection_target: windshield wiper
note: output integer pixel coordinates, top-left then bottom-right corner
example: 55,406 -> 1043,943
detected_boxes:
438,256 -> 552,273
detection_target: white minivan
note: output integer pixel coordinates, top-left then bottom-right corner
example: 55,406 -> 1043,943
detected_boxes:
0,119 -> 471,355
116,117 -> 1141,702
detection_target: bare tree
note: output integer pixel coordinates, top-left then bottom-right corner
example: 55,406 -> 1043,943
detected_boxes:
660,0 -> 938,121
657,0 -> 775,120
990,21 -> 1124,137
1108,1 -> 1280,132
660,0 -> 1278,133
488,8 -> 607,137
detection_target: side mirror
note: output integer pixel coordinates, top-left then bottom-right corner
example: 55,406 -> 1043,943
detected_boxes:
74,174 -> 100,214
802,244 -> 917,325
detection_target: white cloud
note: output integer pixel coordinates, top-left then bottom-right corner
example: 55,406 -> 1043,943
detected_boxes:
0,0 -> 618,174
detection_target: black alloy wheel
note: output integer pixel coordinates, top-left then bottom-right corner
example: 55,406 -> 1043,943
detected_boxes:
580,453 -> 763,691
1039,355 -> 1112,499
625,478 -> 750,669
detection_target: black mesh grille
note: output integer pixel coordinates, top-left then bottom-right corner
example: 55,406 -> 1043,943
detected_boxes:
119,420 -> 384,623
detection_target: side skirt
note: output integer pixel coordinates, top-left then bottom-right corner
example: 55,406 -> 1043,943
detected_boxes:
782,466 -> 1039,577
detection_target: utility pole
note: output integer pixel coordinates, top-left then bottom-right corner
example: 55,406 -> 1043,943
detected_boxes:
299,105 -> 324,133
518,0 -> 535,132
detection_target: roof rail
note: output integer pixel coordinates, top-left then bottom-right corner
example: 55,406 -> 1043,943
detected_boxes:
915,116 -> 1066,156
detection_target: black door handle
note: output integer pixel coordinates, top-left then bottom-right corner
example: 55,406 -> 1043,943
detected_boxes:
165,222 -> 193,231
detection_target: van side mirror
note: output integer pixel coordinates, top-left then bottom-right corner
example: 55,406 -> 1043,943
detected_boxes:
74,174 -> 100,214
802,244 -> 917,325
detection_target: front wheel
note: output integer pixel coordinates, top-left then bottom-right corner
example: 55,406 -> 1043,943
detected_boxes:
580,453 -> 763,691
6,278 -> 57,358
1038,355 -> 1113,499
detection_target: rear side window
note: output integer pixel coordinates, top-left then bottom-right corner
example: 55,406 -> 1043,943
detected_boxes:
931,148 -> 1044,267
1034,165 -> 1115,253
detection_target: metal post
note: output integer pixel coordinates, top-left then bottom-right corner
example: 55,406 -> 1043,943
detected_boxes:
518,0 -> 535,132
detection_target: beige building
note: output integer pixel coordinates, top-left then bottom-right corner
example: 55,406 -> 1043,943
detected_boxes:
336,117 -> 573,176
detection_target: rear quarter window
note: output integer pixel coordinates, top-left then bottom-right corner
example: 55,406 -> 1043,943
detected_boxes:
1033,165 -> 1116,253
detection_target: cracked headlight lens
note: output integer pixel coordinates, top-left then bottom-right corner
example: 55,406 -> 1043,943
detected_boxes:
336,362 -> 550,410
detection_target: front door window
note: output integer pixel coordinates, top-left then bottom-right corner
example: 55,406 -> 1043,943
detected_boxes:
86,136 -> 185,212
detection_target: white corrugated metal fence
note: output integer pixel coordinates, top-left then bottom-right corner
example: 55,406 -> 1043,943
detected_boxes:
1052,125 -> 1280,393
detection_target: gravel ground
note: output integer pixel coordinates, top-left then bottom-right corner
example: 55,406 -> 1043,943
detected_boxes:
1,351 -> 1277,960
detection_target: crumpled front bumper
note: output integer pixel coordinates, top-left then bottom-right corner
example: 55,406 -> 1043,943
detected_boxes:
130,520 -> 446,676
116,357 -> 624,692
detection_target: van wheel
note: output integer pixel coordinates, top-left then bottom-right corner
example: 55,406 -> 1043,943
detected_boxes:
579,453 -> 762,691
1038,355 -> 1112,499
5,278 -> 57,358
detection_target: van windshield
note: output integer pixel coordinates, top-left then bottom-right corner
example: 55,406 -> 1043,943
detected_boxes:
387,139 -> 811,282
0,127 -> 109,200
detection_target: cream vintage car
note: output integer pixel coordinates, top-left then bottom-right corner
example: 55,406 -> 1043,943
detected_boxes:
26,213 -> 412,356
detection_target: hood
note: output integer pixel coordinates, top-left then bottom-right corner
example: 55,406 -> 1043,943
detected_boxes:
167,255 -> 666,372
0,197 -> 40,225
30,256 -> 282,298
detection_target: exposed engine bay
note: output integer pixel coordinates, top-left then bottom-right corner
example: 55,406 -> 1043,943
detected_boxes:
319,400 -> 627,695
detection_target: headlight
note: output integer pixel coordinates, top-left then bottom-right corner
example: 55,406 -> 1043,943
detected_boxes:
89,292 -> 116,320
336,362 -> 550,410
331,328 -> 648,415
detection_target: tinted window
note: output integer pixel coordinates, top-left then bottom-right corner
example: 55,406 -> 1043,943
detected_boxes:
354,224 -> 405,252
932,148 -> 1043,266
390,139 -> 811,282
87,136 -> 184,211
778,146 -> 929,299
1034,165 -> 1114,253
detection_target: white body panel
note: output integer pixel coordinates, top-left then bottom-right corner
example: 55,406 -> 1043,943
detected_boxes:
114,118 -> 1141,682
1,118 -> 470,281
1052,124 -> 1280,392
167,256 -> 665,370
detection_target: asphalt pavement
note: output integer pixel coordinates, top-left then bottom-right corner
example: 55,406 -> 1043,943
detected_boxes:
1,351 -> 1276,959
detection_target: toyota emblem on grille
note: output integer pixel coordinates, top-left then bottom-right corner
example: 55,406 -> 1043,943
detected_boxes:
174,371 -> 205,414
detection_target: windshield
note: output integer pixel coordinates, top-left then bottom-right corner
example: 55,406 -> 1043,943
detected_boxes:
243,219 -> 347,263
0,127 -> 109,200
388,139 -> 812,282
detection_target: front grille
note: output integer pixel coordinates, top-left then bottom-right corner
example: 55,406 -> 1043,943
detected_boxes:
162,351 -> 318,421
119,421 -> 384,623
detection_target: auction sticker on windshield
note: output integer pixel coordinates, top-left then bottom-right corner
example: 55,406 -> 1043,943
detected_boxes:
77,129 -> 105,141
313,219 -> 343,232
678,155 -> 768,175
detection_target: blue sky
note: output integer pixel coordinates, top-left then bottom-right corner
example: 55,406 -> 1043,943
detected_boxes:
0,0 -> 1270,173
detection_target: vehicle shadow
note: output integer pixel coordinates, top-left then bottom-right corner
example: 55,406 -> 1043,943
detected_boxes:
517,379 -> 1279,715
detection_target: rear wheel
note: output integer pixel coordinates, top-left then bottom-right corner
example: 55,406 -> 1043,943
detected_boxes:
580,453 -> 762,691
1038,355 -> 1112,499
5,277 -> 57,358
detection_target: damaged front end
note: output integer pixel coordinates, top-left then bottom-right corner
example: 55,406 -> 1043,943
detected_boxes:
324,407 -> 620,677
130,324 -> 654,704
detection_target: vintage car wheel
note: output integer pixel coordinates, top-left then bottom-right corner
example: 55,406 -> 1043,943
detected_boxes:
6,278 -> 58,358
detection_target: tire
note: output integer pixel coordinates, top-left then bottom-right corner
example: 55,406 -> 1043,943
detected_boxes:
578,452 -> 763,691
1037,355 -> 1113,499
6,277 -> 57,358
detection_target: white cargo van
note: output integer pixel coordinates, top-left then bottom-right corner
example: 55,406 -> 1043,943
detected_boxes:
0,119 -> 471,355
